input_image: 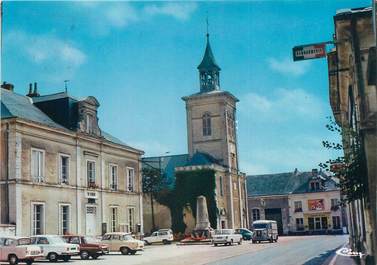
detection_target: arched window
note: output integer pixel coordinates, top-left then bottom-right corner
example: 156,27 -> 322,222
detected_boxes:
202,112 -> 211,136
252,208 -> 260,221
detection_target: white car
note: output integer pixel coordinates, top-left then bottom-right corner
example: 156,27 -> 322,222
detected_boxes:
0,237 -> 43,265
144,229 -> 174,245
212,229 -> 242,246
30,235 -> 79,262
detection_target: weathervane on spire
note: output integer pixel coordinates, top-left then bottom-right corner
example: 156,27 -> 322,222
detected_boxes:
206,11 -> 209,38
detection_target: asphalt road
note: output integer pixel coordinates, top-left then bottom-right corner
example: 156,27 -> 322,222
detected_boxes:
6,235 -> 351,265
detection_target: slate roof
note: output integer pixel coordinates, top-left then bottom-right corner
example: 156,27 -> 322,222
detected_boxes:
142,152 -> 222,186
0,88 -> 139,151
247,170 -> 338,197
1,88 -> 65,129
197,36 -> 221,71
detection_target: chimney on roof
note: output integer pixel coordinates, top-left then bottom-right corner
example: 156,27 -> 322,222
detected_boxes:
312,169 -> 318,176
1,82 -> 14,91
26,82 -> 40,97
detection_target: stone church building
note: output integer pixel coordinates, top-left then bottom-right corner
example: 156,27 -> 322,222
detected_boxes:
142,33 -> 248,233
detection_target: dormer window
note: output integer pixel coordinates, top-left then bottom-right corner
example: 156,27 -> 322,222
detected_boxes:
86,114 -> 94,134
310,180 -> 322,191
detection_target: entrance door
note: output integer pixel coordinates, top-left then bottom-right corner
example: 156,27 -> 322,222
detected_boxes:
264,208 -> 283,235
86,206 -> 97,236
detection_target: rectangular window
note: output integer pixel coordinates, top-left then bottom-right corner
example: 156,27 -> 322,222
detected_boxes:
109,165 -> 118,191
60,205 -> 70,235
294,201 -> 302,212
127,168 -> 135,192
59,155 -> 69,184
32,203 -> 44,235
252,209 -> 260,221
296,218 -> 304,231
332,216 -> 341,229
128,208 -> 135,233
308,217 -> 314,230
219,176 -> 223,196
31,149 -> 44,182
87,161 -> 96,187
110,207 -> 118,232
331,199 -> 339,211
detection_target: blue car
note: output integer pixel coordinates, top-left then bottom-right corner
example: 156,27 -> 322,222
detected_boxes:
235,228 -> 253,240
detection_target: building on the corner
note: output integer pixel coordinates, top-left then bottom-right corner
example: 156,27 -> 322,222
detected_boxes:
247,169 -> 347,235
0,83 -> 144,236
327,6 -> 376,263
142,33 -> 248,233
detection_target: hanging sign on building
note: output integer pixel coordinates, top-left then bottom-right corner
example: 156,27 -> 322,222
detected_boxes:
308,199 -> 325,211
292,43 -> 327,61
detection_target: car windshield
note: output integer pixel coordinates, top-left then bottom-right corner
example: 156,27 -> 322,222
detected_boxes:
215,230 -> 232,235
18,238 -> 31,245
253,223 -> 268,229
48,236 -> 66,244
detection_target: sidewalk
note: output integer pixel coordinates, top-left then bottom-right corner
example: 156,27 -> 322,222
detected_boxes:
322,246 -> 361,265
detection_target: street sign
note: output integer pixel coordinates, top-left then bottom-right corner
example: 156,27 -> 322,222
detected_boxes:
293,43 -> 327,61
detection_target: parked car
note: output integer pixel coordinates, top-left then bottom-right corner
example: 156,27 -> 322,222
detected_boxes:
212,229 -> 242,246
0,237 -> 43,265
101,232 -> 144,255
235,228 -> 253,240
62,235 -> 109,260
252,220 -> 278,243
30,235 -> 79,262
144,229 -> 174,245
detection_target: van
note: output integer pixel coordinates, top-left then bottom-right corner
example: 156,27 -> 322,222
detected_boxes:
251,220 -> 278,243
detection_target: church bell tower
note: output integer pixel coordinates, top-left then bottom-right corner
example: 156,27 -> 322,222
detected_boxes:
182,33 -> 239,172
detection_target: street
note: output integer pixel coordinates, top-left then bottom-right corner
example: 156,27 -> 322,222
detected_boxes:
13,235 -> 353,265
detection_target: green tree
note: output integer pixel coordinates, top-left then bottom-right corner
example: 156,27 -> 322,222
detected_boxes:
142,166 -> 164,232
319,117 -> 369,202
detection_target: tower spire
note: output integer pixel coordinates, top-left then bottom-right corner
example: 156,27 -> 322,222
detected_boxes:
197,15 -> 221,93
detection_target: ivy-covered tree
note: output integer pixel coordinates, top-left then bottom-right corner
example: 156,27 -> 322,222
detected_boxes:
319,117 -> 369,203
142,166 -> 164,232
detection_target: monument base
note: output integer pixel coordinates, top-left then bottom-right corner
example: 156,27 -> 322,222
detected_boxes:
179,228 -> 213,245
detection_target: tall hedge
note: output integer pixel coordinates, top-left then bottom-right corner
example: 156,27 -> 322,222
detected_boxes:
155,169 -> 218,233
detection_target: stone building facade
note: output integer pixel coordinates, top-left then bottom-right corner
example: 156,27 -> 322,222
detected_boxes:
247,169 -> 346,235
327,6 -> 376,263
142,33 -> 248,233
0,85 -> 144,236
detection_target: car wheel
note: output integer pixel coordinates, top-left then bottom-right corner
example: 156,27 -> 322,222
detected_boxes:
62,256 -> 71,262
162,239 -> 169,245
80,251 -> 90,260
48,253 -> 58,262
8,255 -> 18,265
26,260 -> 33,265
214,243 -> 218,246
91,254 -> 99,259
130,250 -> 137,255
120,247 -> 130,255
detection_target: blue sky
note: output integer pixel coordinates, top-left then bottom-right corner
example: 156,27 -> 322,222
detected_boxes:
2,1 -> 370,175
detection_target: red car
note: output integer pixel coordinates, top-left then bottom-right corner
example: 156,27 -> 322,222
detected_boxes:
62,235 -> 109,260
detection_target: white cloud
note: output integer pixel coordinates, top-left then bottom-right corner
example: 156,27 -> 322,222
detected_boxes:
267,57 -> 311,76
75,2 -> 197,35
241,88 -> 324,122
144,3 -> 198,21
6,30 -> 86,82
